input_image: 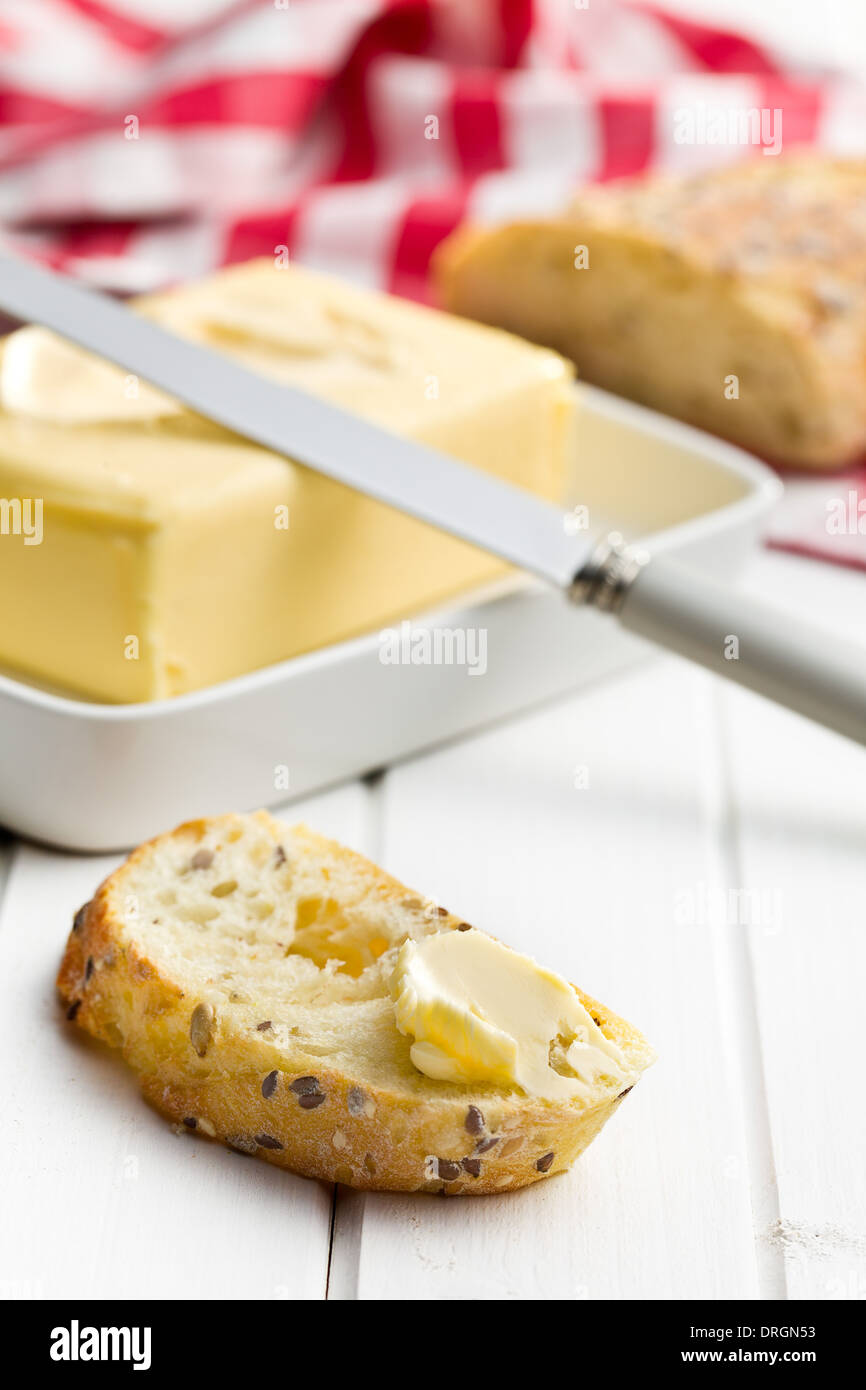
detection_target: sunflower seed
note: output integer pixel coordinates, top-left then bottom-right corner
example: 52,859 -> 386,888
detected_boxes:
299,1093 -> 326,1110
499,1135 -> 523,1158
436,1158 -> 462,1182
190,1002 -> 215,1057
465,1105 -> 485,1135
227,1135 -> 258,1156
211,880 -> 237,898
347,1087 -> 367,1117
255,1134 -> 283,1150
289,1075 -> 320,1096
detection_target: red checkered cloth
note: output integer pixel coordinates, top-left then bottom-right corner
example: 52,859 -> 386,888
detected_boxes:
1,0 -> 865,568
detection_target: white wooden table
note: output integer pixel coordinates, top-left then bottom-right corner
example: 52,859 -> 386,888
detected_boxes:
2,546 -> 864,1302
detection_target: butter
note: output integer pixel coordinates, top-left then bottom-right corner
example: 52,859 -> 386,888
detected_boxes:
0,325 -> 181,423
390,929 -> 630,1100
0,260 -> 572,702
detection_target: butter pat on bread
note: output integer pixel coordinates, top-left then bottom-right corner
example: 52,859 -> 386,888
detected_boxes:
436,157 -> 866,469
57,812 -> 654,1194
391,929 -> 631,1099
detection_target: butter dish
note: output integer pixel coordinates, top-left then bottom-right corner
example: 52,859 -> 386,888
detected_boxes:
0,384 -> 777,850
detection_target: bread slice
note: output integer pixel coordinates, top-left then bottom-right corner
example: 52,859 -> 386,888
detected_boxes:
435,157 -> 866,469
57,811 -> 654,1194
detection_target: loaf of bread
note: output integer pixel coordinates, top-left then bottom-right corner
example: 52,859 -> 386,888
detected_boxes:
435,157 -> 866,468
57,812 -> 654,1195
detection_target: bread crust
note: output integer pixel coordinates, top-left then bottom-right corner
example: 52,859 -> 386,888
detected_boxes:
435,157 -> 866,469
57,813 -> 654,1195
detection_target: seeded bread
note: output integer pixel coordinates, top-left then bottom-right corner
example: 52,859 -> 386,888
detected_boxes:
57,811 -> 654,1195
435,157 -> 866,468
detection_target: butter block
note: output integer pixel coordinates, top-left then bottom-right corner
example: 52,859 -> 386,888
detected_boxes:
0,260 -> 573,702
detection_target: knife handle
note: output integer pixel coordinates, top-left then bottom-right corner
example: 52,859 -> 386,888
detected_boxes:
572,535 -> 866,746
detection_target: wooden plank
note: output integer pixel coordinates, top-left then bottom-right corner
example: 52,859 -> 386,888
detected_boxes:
0,784 -> 366,1301
328,661 -> 760,1299
719,553 -> 866,1302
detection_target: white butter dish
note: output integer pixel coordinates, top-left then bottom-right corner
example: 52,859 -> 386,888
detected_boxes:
0,385 -> 778,851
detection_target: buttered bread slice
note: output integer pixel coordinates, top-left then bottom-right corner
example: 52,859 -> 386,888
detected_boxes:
57,812 -> 654,1195
436,157 -> 866,468
0,259 -> 572,702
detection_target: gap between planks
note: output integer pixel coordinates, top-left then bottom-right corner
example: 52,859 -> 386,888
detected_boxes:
326,771 -> 386,1299
701,683 -> 786,1299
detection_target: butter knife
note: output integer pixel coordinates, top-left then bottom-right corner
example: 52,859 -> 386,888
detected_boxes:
0,252 -> 863,745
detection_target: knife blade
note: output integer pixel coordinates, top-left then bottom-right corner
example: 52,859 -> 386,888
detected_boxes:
0,253 -> 591,591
